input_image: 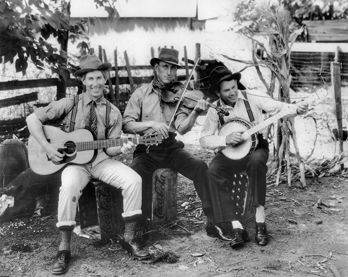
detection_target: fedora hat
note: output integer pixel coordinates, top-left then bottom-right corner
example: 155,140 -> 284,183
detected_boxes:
150,48 -> 182,68
209,66 -> 245,93
74,54 -> 112,77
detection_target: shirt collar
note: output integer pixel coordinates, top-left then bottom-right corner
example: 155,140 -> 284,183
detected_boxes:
83,93 -> 107,105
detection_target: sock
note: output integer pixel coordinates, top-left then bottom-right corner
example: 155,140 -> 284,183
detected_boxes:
59,230 -> 72,251
231,220 -> 243,229
123,221 -> 136,242
255,205 -> 265,223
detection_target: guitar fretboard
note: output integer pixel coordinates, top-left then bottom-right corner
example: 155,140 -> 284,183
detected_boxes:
76,136 -> 140,151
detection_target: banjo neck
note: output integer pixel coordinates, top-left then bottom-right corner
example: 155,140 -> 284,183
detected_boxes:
244,110 -> 289,138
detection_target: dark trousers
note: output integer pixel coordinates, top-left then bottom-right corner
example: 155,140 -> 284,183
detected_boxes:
206,135 -> 269,224
131,139 -> 209,219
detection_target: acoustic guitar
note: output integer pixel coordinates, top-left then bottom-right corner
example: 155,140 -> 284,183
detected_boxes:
28,125 -> 162,175
219,89 -> 327,160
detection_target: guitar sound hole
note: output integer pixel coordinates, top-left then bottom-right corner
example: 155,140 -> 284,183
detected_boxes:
64,141 -> 76,155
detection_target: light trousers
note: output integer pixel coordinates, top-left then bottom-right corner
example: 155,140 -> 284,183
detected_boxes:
56,158 -> 142,229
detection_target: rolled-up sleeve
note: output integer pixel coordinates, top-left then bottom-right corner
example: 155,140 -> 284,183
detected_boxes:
107,106 -> 123,139
122,89 -> 142,126
34,98 -> 74,124
200,107 -> 227,149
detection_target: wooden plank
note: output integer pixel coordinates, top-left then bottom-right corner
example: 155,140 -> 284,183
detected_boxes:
0,78 -> 80,92
0,118 -> 26,135
184,46 -> 189,81
0,78 -> 58,91
114,48 -> 120,107
331,60 -> 343,165
98,45 -> 103,61
303,20 -> 348,42
109,75 -> 187,86
103,48 -> 116,105
291,43 -> 348,53
0,92 -> 38,108
124,50 -> 135,92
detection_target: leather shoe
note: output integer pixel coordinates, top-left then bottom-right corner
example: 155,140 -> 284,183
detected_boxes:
230,228 -> 249,249
51,250 -> 71,275
119,238 -> 150,260
255,222 -> 269,246
206,222 -> 232,241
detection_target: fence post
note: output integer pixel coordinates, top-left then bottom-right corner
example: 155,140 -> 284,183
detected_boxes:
124,51 -> 135,93
194,43 -> 201,88
184,46 -> 189,83
56,79 -> 66,100
103,49 -> 116,105
331,46 -> 343,170
114,48 -> 120,107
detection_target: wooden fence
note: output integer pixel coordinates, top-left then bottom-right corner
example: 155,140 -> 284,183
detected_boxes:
0,43 -> 221,141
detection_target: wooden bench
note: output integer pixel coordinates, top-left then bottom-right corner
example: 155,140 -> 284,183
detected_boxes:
78,168 -> 178,241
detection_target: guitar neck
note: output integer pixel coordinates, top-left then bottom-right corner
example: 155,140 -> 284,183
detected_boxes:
246,110 -> 289,136
76,136 -> 138,151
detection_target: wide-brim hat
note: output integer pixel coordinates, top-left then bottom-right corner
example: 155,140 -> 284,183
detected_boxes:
150,48 -> 183,68
74,54 -> 112,77
209,66 -> 246,93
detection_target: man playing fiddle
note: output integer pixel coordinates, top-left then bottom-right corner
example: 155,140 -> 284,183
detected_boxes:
122,48 -> 213,234
200,66 -> 308,248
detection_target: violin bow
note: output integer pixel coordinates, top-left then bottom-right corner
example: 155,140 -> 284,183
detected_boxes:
168,57 -> 201,127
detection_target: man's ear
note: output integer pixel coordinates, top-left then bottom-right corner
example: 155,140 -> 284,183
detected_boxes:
154,64 -> 159,73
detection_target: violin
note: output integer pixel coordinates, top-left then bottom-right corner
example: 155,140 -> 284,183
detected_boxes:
161,82 -> 229,116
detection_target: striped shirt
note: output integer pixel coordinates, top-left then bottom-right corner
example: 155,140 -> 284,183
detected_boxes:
199,89 -> 297,149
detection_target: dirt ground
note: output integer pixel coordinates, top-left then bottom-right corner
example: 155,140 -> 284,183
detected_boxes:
1,145 -> 348,277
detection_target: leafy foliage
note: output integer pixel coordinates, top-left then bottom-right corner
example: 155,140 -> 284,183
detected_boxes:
234,0 -> 348,29
0,0 -> 118,79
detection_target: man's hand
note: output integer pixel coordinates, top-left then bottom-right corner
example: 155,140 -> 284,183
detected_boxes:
43,143 -> 66,162
120,141 -> 135,155
296,102 -> 309,115
193,99 -> 209,114
151,122 -> 170,139
226,132 -> 244,146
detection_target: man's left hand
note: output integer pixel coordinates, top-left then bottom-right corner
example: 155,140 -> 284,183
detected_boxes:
120,141 -> 135,155
193,99 -> 209,114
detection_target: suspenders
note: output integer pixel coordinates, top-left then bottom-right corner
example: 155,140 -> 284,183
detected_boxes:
216,90 -> 255,126
69,95 -> 111,138
240,90 -> 255,123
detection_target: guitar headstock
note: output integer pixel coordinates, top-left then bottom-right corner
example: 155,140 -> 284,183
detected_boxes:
139,133 -> 162,146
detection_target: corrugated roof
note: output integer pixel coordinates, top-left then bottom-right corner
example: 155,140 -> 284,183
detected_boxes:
71,0 -> 197,18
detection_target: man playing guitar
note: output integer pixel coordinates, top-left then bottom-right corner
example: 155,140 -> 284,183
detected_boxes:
26,54 -> 149,275
200,66 -> 308,248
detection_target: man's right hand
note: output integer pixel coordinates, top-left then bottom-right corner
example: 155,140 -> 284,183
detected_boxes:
43,142 -> 66,162
226,132 -> 243,146
151,121 -> 170,139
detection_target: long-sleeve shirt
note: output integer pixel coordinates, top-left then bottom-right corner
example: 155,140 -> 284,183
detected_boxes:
200,89 -> 297,149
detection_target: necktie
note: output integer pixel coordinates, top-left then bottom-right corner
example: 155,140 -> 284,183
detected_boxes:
88,101 -> 98,139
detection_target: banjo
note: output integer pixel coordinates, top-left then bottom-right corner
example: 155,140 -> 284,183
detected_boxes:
219,89 -> 327,160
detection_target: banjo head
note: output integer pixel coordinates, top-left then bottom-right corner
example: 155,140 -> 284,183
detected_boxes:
219,118 -> 258,160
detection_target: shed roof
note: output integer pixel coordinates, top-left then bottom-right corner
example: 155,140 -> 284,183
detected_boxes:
71,0 -> 197,18
70,0 -> 228,19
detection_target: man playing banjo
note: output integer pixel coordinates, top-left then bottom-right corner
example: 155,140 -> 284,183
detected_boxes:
199,66 -> 308,248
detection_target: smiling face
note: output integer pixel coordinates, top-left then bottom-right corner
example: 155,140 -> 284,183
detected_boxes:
82,70 -> 106,101
154,61 -> 178,85
217,79 -> 239,107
